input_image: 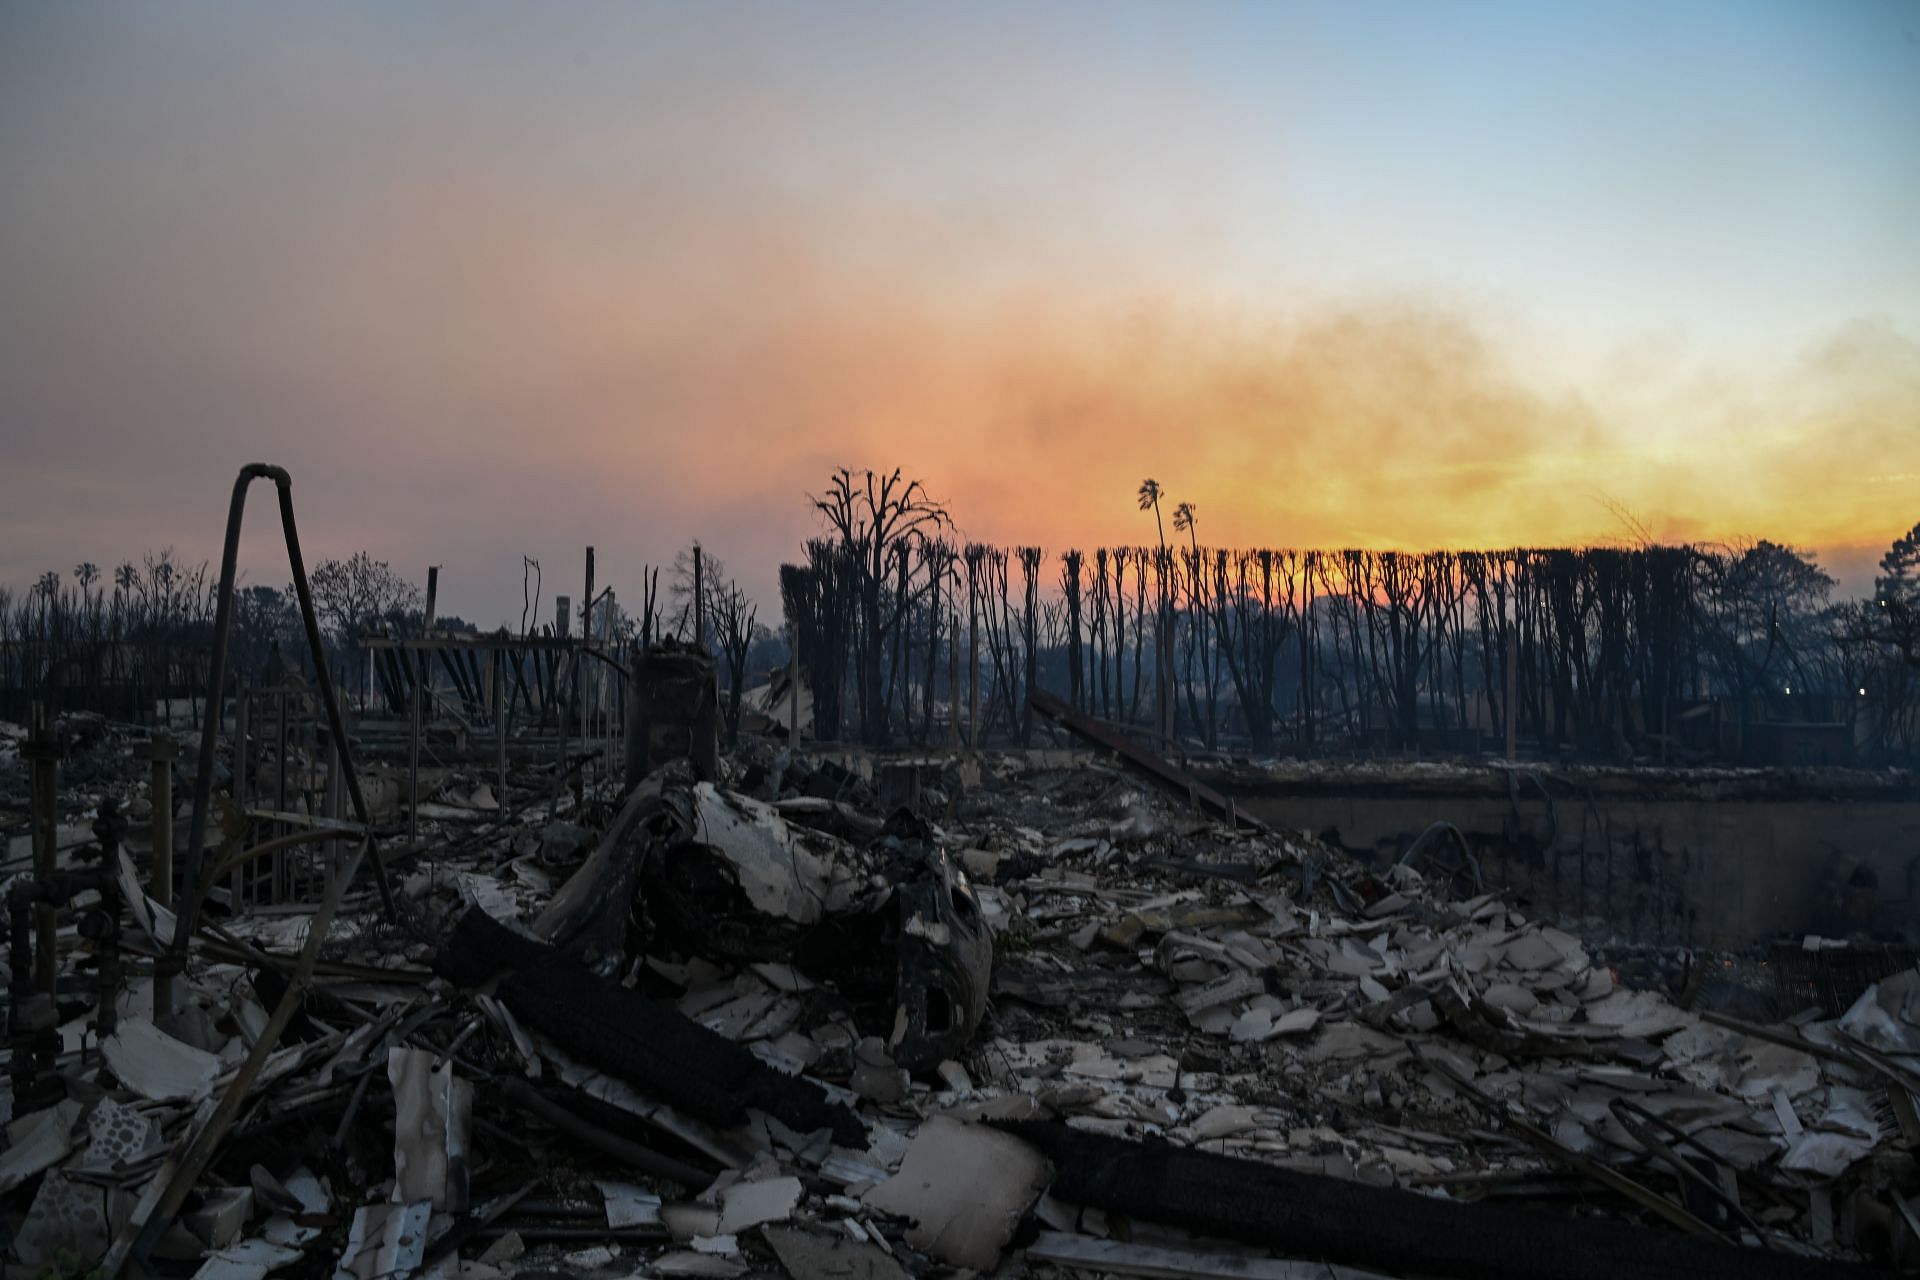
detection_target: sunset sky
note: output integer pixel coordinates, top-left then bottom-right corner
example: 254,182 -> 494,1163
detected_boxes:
3,2 -> 1917,623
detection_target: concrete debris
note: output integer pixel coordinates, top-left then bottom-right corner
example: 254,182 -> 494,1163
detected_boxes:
2,709 -> 1916,1280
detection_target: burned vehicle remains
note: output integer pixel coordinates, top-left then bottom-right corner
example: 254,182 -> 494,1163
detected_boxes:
637,783 -> 992,1071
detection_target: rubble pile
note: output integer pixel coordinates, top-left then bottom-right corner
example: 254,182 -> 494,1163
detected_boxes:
2,716 -> 1917,1279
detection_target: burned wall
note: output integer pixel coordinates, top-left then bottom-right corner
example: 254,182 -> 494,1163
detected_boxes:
1219,766 -> 1920,948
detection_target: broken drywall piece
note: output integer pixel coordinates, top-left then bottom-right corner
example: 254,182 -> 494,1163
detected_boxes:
716,1174 -> 803,1234
1190,1105 -> 1261,1141
595,1179 -> 664,1228
1027,1230 -> 1396,1280
1838,971 -> 1920,1057
1269,1007 -> 1321,1037
861,1116 -> 1050,1271
335,1200 -> 431,1280
190,1237 -> 306,1280
103,1017 -> 223,1103
763,1226 -> 911,1280
0,1098 -> 83,1195
652,1251 -> 749,1277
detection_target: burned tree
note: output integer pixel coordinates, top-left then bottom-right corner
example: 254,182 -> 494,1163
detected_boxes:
306,551 -> 421,706
1059,549 -> 1085,711
918,538 -> 959,743
812,468 -> 951,746
708,578 -> 759,746
1212,549 -> 1293,752
1018,546 -> 1043,744
779,539 -> 854,742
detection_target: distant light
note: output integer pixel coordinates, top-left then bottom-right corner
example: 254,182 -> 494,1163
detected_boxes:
1784,686 -> 1791,694
1860,687 -> 1868,696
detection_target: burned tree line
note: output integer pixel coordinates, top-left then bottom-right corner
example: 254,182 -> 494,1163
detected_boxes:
10,485 -> 1920,765
782,526 -> 1920,763
0,553 -> 220,723
0,550 -> 429,722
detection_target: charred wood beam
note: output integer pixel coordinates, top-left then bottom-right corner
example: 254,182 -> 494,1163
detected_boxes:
1027,687 -> 1267,833
434,906 -> 866,1147
995,1121 -> 1880,1280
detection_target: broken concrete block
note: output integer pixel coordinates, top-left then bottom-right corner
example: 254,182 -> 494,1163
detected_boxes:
186,1186 -> 254,1251
477,1229 -> 524,1264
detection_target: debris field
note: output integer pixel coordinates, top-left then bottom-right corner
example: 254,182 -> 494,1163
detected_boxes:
2,700 -> 1918,1280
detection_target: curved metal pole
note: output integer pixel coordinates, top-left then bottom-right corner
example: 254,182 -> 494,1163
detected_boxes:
277,476 -> 393,918
176,465 -> 286,941
173,465 -> 395,957
195,827 -> 357,911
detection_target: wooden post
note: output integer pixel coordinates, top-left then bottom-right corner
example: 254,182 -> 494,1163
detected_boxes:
1505,621 -> 1519,762
553,595 -> 570,815
949,612 -> 961,747
150,732 -> 175,908
581,549 -> 594,792
28,705 -> 59,995
232,688 -> 249,909
408,566 -> 438,846
324,728 -> 345,853
692,545 -> 704,650
968,592 -> 980,751
494,648 -> 508,806
788,632 -> 800,745
273,691 -> 288,903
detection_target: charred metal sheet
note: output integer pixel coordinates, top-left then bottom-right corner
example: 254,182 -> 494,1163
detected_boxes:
387,1047 -> 471,1212
997,1120 -> 1880,1280
1028,688 -> 1268,833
